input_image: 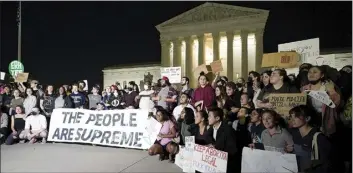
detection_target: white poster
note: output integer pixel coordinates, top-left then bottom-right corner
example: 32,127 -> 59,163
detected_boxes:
241,147 -> 298,173
0,72 -> 5,80
278,38 -> 320,64
314,54 -> 336,67
183,136 -> 195,173
143,117 -> 162,146
160,67 -> 182,83
193,144 -> 228,173
306,90 -> 335,108
335,53 -> 352,70
175,146 -> 185,169
48,108 -> 157,150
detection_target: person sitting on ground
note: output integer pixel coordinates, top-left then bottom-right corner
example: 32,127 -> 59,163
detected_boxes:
0,107 -> 8,144
5,105 -> 27,145
24,107 -> 48,144
148,109 -> 178,162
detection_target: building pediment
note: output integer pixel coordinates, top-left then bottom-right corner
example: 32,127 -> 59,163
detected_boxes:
156,2 -> 269,30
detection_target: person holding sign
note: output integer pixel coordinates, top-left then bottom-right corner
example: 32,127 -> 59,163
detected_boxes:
301,66 -> 341,137
207,107 -> 238,173
192,72 -> 215,111
148,109 -> 179,162
256,69 -> 299,109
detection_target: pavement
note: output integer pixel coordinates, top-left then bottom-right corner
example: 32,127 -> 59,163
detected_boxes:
1,143 -> 183,172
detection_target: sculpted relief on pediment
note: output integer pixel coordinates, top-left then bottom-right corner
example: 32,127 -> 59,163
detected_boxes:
162,6 -> 261,27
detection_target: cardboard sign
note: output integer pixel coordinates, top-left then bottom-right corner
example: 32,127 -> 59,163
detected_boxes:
193,144 -> 228,173
241,147 -> 298,173
262,52 -> 300,68
14,72 -> 29,83
210,60 -> 223,73
160,67 -> 182,83
268,93 -> 307,116
48,108 -> 158,150
306,90 -> 335,108
193,64 -> 209,77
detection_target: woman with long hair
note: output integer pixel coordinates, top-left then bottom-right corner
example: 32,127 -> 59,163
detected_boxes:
192,72 -> 215,111
23,88 -> 37,116
190,110 -> 212,145
55,86 -> 73,108
148,109 -> 179,162
177,107 -> 195,145
5,105 -> 27,145
213,85 -> 227,109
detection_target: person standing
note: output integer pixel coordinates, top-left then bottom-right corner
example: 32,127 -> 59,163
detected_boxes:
88,85 -> 102,110
70,84 -> 86,109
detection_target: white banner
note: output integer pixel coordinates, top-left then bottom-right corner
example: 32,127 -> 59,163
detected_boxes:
314,54 -> 335,67
193,144 -> 228,173
48,108 -> 160,150
160,67 -> 182,83
241,147 -> 298,173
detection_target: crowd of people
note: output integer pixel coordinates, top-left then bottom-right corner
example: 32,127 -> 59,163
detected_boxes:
0,63 -> 352,173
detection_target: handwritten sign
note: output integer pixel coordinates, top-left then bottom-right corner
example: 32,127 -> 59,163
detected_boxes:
314,54 -> 335,67
268,93 -> 307,116
175,146 -> 185,169
306,90 -> 335,108
15,72 -> 29,83
183,136 -> 195,172
241,147 -> 298,173
278,38 -> 320,64
160,67 -> 181,83
262,52 -> 300,68
193,144 -> 228,173
210,60 -> 223,73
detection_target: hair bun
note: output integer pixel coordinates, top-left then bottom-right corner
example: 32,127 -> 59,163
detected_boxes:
200,71 -> 205,76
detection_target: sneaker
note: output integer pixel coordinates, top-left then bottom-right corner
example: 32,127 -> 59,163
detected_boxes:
41,138 -> 47,144
28,138 -> 37,144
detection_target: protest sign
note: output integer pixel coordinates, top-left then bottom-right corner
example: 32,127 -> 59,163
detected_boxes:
193,64 -> 209,77
268,93 -> 307,116
143,117 -> 162,146
242,147 -> 298,173
210,60 -> 223,73
14,72 -> 29,83
175,146 -> 185,169
278,38 -> 320,64
314,54 -> 335,67
261,52 -> 300,68
160,67 -> 181,83
0,72 -> 5,80
47,108 -> 157,149
8,60 -> 24,77
306,90 -> 335,108
183,136 -> 195,173
193,144 -> 228,173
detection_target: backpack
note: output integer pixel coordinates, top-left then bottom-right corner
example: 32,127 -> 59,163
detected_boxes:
305,132 -> 323,173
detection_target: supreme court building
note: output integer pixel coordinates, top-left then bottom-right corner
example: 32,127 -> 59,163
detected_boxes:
156,2 -> 269,85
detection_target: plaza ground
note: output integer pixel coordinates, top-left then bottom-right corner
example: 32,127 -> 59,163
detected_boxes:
1,143 -> 182,172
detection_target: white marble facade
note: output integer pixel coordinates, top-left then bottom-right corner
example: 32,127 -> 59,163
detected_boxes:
156,2 -> 269,85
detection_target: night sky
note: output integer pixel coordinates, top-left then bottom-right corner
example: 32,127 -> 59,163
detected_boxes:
0,1 -> 351,88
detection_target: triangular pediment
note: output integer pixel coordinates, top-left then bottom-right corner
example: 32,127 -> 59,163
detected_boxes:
156,2 -> 268,29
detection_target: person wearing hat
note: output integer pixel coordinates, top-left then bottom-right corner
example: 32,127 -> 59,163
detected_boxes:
96,102 -> 106,111
24,107 -> 48,144
152,76 -> 178,113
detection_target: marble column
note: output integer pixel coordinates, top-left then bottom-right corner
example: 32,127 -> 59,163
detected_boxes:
160,39 -> 170,67
212,32 -> 220,61
185,36 -> 193,78
197,34 -> 205,65
255,29 -> 264,72
240,30 -> 248,78
173,39 -> 182,67
226,31 -> 234,81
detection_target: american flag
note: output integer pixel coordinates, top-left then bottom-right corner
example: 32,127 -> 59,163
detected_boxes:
16,1 -> 21,26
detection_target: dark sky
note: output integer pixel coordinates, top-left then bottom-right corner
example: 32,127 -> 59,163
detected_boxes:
0,1 -> 352,87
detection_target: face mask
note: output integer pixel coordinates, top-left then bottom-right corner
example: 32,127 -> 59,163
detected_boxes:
236,83 -> 243,88
31,112 -> 38,115
144,85 -> 149,90
113,92 -> 118,96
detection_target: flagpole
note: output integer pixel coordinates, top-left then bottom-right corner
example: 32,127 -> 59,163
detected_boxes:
17,1 -> 22,62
